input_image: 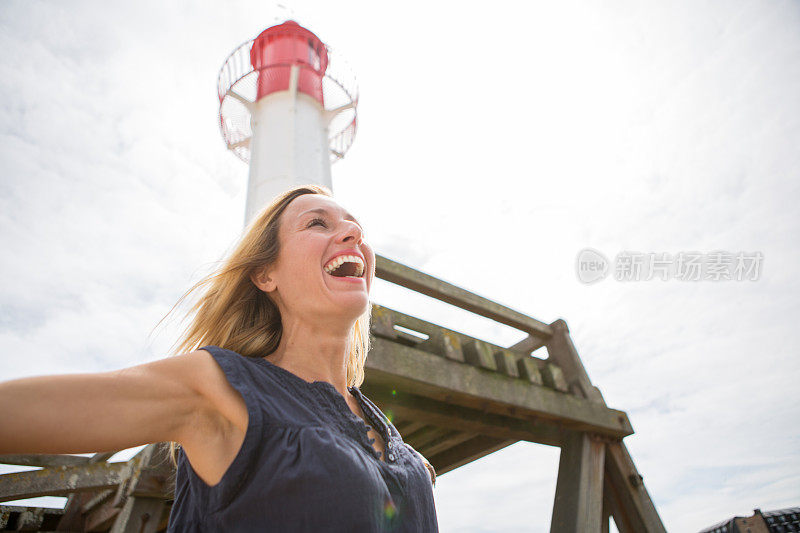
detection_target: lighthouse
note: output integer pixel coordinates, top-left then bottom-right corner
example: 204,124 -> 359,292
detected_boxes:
217,20 -> 358,224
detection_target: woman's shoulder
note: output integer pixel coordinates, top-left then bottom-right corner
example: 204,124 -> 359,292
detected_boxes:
193,346 -> 312,424
189,348 -> 252,430
194,346 -> 277,393
162,348 -> 255,491
149,348 -> 248,426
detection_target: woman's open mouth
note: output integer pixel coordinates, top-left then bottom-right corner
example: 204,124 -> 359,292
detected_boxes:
323,254 -> 366,280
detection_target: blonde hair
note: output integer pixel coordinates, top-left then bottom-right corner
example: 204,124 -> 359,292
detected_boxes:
165,184 -> 372,463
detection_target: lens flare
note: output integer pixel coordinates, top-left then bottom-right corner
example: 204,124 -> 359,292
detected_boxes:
384,499 -> 397,520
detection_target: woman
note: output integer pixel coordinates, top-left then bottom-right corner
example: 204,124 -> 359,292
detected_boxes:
0,184 -> 438,532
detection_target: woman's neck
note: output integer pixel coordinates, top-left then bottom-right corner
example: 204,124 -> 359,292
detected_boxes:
264,320 -> 353,397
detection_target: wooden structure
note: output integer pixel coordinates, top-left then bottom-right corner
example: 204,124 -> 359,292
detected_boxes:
0,254 -> 667,532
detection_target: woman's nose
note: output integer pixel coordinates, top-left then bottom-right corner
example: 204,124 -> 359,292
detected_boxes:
338,220 -> 363,244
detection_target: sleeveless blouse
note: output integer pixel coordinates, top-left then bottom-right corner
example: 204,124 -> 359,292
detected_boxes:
166,346 -> 439,532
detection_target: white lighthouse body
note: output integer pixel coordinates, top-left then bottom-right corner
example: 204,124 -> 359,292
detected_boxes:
217,20 -> 358,225
247,88 -> 331,223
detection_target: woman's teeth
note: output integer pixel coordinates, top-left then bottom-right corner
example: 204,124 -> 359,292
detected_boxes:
323,254 -> 365,278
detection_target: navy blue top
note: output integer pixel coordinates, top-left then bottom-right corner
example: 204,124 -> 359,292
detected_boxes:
167,346 -> 438,532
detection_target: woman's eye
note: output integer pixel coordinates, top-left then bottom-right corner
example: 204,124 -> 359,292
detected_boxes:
308,218 -> 327,228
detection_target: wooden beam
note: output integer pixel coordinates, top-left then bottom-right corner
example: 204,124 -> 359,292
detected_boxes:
375,254 -> 553,339
57,449 -> 120,531
0,453 -> 91,468
0,462 -> 126,502
393,420 -> 426,435
365,337 -> 633,439
509,334 -> 547,355
427,436 -> 517,475
405,426 -> 454,450
363,385 -> 560,447
550,431 -> 606,533
75,444 -> 174,532
371,303 -> 466,363
417,431 -> 476,458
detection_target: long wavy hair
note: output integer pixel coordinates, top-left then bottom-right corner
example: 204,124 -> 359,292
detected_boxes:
165,184 -> 372,464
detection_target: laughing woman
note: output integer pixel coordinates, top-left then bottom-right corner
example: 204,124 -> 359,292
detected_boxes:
0,185 -> 438,532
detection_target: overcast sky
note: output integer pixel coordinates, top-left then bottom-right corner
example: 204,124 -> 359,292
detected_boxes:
1,1 -> 798,531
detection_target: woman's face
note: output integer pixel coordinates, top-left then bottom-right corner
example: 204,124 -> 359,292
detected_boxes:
258,194 -> 375,326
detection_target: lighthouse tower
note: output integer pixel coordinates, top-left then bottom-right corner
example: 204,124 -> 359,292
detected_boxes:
217,20 -> 358,224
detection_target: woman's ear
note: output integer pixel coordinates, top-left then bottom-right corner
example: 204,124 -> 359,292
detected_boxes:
251,265 -> 277,293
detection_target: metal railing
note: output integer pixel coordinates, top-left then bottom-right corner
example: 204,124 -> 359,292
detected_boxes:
217,39 -> 359,163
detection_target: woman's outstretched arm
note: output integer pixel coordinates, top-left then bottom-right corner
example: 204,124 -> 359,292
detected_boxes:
0,350 -> 241,457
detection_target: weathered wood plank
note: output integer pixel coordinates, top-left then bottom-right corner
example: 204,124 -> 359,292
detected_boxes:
0,453 -> 91,468
56,449 -> 123,530
365,337 -> 633,438
404,426 -> 454,450
427,435 -> 517,475
509,334 -> 548,355
372,304 -> 467,363
375,254 -> 553,339
417,431 -> 476,458
0,462 -> 126,502
363,386 -> 561,447
393,419 -> 426,436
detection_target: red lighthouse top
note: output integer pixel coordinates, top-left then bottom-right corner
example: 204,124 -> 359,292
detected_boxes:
249,20 -> 329,105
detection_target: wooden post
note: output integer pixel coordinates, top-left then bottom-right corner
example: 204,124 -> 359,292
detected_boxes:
550,431 -> 606,533
547,319 -> 667,533
107,443 -> 173,533
110,496 -> 166,533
